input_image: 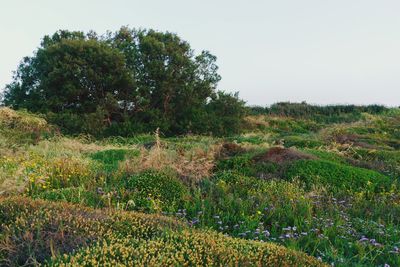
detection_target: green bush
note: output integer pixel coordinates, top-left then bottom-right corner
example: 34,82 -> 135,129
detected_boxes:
216,154 -> 255,176
124,170 -> 188,211
284,159 -> 391,192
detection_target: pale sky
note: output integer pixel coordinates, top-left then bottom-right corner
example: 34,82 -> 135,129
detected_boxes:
1,0 -> 399,106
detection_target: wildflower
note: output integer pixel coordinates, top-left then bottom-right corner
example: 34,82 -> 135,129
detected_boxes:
263,230 -> 270,237
359,236 -> 369,242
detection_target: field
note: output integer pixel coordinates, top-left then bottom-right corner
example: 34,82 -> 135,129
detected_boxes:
1,106 -> 399,266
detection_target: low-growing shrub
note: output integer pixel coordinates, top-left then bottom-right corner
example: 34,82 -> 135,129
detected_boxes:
0,107 -> 55,146
284,159 -> 392,192
0,197 -> 322,266
216,154 -> 255,176
124,170 -> 188,211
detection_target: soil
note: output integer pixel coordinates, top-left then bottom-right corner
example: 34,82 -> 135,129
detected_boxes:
253,147 -> 315,164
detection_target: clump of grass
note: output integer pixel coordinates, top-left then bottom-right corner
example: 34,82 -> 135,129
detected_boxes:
0,107 -> 55,146
120,130 -> 218,184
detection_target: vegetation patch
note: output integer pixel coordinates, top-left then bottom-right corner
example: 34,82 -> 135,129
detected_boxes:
124,170 -> 189,212
284,159 -> 391,192
0,197 -> 322,267
90,148 -> 139,173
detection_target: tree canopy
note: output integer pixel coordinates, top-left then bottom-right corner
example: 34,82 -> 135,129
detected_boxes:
3,27 -> 245,136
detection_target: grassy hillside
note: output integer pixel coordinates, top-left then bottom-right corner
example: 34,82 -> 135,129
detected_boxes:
1,107 -> 400,266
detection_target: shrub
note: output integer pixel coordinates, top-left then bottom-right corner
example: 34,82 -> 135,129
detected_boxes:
284,159 -> 392,192
124,170 -> 188,211
216,154 -> 255,176
0,197 -> 322,266
0,107 -> 54,145
50,229 -> 323,266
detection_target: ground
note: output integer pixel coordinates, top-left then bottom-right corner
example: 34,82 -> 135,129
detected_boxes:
1,107 -> 399,266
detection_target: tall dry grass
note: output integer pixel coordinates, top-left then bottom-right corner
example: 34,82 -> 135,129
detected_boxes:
120,129 -> 219,184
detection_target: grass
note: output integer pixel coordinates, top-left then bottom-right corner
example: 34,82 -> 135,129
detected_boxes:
1,107 -> 400,266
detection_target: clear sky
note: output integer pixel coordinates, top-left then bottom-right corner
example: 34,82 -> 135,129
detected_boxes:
1,0 -> 399,106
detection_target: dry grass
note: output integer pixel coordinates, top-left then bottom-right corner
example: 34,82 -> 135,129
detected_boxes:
244,115 -> 270,129
0,107 -> 48,130
119,130 -> 219,183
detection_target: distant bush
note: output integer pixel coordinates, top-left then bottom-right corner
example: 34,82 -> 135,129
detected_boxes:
249,102 -> 388,123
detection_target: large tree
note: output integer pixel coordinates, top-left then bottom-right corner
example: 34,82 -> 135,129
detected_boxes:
4,27 -> 244,136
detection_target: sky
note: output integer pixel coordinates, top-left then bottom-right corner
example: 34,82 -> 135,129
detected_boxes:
1,0 -> 399,106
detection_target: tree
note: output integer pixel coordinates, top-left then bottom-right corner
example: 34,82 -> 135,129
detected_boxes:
3,28 -> 244,136
108,27 -> 221,134
4,32 -> 134,134
205,92 -> 246,136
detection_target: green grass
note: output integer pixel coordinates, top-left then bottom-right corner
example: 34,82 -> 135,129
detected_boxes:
90,148 -> 139,172
284,159 -> 392,192
2,107 -> 400,266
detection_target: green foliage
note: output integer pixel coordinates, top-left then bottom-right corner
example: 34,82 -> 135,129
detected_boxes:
204,91 -> 247,136
124,170 -> 188,211
226,134 -> 269,145
90,149 -> 139,173
283,135 -> 324,148
302,149 -> 346,164
250,102 -> 388,123
284,159 -> 391,192
216,154 -> 255,176
3,28 -> 245,137
33,187 -> 104,207
1,105 -> 400,266
267,117 -> 321,134
184,171 -> 314,238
